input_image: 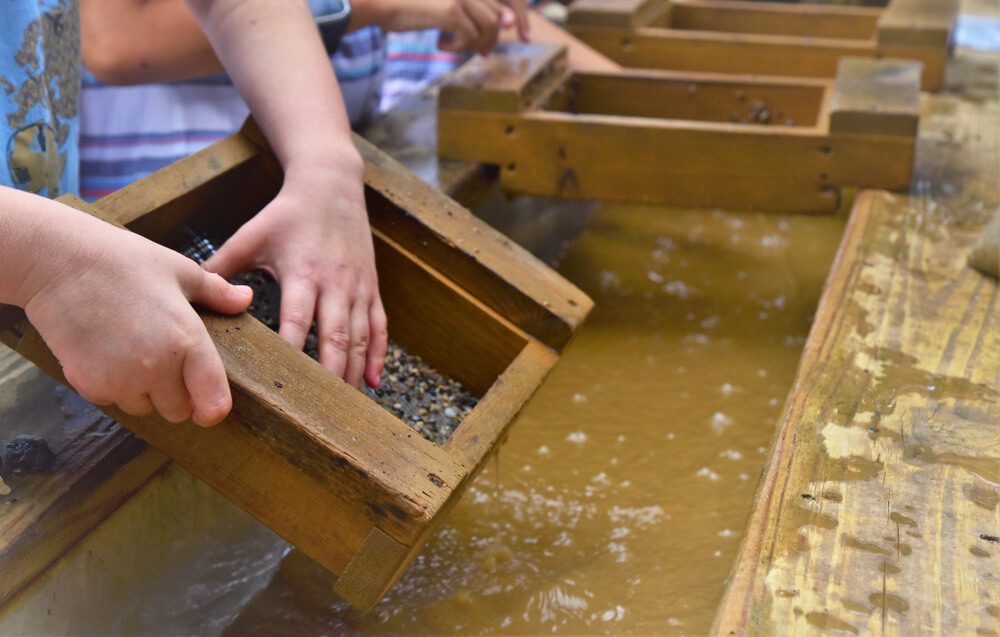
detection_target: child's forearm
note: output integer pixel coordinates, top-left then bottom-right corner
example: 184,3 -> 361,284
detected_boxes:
0,188 -> 84,309
185,0 -> 361,177
81,0 -> 224,85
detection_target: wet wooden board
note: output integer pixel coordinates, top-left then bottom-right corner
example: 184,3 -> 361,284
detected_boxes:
0,124 -> 592,611
439,43 -> 921,213
566,0 -> 958,91
0,347 -> 169,609
713,93 -> 1000,635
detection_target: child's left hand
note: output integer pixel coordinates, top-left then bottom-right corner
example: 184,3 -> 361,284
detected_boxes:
204,150 -> 387,389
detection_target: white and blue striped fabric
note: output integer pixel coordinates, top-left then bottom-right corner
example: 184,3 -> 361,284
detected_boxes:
80,20 -> 385,201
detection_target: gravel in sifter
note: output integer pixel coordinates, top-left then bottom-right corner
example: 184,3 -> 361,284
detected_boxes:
183,233 -> 477,444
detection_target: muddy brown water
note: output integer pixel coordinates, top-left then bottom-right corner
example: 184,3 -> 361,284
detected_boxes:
0,198 -> 846,635
222,201 -> 847,635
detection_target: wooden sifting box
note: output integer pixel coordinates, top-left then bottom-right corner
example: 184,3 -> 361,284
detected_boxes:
0,121 -> 592,610
566,0 -> 958,91
438,42 -> 922,213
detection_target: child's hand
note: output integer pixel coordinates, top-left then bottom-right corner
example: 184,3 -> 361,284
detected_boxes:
19,211 -> 253,426
375,0 -> 530,54
203,155 -> 388,389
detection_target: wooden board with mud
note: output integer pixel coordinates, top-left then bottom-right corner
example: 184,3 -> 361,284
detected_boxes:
713,93 -> 1000,635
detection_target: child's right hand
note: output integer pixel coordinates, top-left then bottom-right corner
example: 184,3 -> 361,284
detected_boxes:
16,208 -> 252,426
376,0 -> 530,55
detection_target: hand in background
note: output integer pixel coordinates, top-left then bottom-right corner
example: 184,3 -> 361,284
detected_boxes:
372,0 -> 530,55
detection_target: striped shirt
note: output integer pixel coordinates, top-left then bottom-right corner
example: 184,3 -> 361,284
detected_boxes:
80,22 -> 385,201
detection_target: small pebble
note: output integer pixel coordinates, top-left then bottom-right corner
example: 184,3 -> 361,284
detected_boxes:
2,436 -> 56,476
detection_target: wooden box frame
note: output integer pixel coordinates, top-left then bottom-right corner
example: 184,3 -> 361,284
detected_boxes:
0,122 -> 592,610
566,0 -> 958,91
438,43 -> 921,213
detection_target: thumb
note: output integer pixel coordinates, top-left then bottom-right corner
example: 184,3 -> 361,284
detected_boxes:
189,271 -> 254,315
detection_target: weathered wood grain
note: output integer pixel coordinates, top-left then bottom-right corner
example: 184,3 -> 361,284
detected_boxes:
713,95 -> 1000,635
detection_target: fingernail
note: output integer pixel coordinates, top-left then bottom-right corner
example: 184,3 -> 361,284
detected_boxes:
236,285 -> 253,297
375,373 -> 382,388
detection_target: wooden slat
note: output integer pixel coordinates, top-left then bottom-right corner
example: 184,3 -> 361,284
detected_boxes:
713,92 -> 1000,635
829,57 -> 922,137
877,0 -> 961,47
439,107 -> 915,212
567,0 -> 958,91
669,0 -> 881,40
566,24 -> 877,81
358,135 -> 593,350
559,69 -> 827,126
568,0 -> 667,28
438,42 -> 568,113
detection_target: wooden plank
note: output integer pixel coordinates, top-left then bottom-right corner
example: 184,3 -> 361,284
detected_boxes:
567,0 -> 958,91
357,135 -> 593,350
558,70 -> 827,126
829,57 -> 922,137
566,24 -> 877,81
567,0 -> 667,29
439,107 -> 915,212
669,1 -> 881,40
713,93 -> 1000,635
877,0 -> 961,47
438,42 -> 568,113
0,348 -> 168,609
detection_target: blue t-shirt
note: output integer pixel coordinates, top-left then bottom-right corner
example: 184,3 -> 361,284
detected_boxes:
1,0 -> 80,197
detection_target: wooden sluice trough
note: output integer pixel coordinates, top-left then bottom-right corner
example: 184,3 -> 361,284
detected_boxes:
1,17 -> 997,633
0,121 -> 592,611
438,42 -> 922,213
565,0 -> 959,91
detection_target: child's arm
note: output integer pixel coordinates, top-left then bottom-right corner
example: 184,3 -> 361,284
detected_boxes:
185,0 -> 387,389
82,0 -> 530,86
0,186 -> 252,426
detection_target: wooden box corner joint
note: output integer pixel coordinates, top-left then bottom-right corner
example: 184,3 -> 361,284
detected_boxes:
0,120 -> 592,611
438,43 -> 921,213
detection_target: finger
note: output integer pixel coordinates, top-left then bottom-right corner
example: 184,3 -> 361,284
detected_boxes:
503,0 -> 530,41
278,279 -> 318,351
465,0 -> 502,54
182,335 -> 232,427
317,291 -> 351,381
364,298 -> 388,389
186,269 -> 253,315
117,392 -> 155,418
203,224 -> 261,280
149,371 -> 194,424
343,301 -> 370,388
444,6 -> 481,52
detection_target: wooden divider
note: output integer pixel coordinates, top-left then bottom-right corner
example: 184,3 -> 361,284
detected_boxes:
439,43 -> 921,213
